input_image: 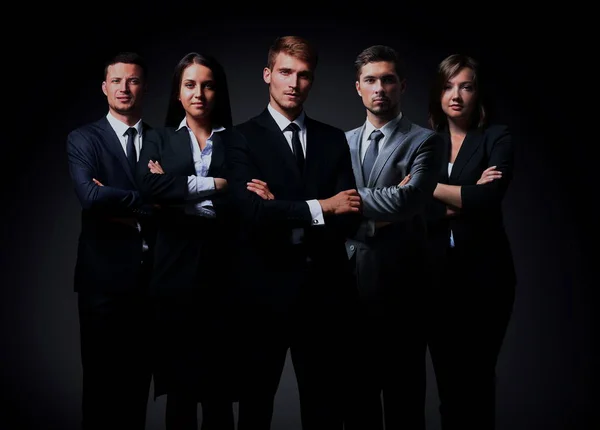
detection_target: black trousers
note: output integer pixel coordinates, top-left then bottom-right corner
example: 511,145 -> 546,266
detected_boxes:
78,290 -> 152,430
342,288 -> 428,430
427,247 -> 515,430
236,260 -> 352,430
342,243 -> 429,430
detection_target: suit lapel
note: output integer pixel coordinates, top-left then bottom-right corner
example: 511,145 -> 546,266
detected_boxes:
255,109 -> 302,183
172,128 -> 195,175
440,133 -> 451,181
99,117 -> 136,184
347,127 -> 365,187
450,129 -> 481,181
208,131 -> 225,175
368,116 -> 412,186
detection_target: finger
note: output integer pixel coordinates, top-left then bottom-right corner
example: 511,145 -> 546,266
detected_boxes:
247,184 -> 265,193
247,185 -> 266,195
251,179 -> 268,186
247,186 -> 265,198
247,182 -> 266,189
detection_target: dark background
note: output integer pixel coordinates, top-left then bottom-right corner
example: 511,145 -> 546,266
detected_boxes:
1,11 -> 592,430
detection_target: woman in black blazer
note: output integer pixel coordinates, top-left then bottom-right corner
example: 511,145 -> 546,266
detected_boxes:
426,54 -> 516,430
137,52 -> 243,430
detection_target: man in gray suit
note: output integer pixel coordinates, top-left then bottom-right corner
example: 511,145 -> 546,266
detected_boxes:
342,45 -> 443,430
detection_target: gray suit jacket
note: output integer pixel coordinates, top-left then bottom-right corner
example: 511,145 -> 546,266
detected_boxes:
345,116 -> 443,297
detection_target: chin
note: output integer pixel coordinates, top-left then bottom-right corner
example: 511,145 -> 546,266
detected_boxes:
282,102 -> 300,110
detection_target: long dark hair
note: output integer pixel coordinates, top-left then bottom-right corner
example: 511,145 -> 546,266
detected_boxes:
428,54 -> 488,132
164,52 -> 233,128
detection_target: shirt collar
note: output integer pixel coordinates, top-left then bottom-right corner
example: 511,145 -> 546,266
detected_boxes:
106,111 -> 142,137
364,111 -> 403,140
176,117 -> 226,139
267,103 -> 306,132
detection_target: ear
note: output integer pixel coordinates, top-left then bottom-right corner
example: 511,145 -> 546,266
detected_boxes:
399,78 -> 407,94
102,81 -> 108,96
355,80 -> 361,96
263,67 -> 271,84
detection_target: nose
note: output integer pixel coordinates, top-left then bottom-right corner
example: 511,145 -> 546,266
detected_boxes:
194,86 -> 203,98
373,79 -> 383,93
450,86 -> 460,100
290,73 -> 300,89
119,80 -> 129,93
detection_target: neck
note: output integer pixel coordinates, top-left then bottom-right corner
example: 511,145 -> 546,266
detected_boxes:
186,115 -> 213,141
366,109 -> 397,130
110,108 -> 141,127
270,99 -> 302,122
447,118 -> 468,137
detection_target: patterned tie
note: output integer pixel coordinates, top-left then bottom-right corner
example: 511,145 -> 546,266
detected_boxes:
362,129 -> 384,181
285,122 -> 304,173
125,127 -> 137,173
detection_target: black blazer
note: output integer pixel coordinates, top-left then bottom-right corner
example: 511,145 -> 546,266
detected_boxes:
427,124 -> 516,285
228,109 -> 361,301
136,126 -> 242,295
66,117 -> 155,294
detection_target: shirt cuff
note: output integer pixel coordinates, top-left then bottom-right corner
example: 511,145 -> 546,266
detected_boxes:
306,199 -> 325,226
187,175 -> 215,199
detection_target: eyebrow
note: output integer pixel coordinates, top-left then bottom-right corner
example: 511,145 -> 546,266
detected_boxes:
363,74 -> 396,80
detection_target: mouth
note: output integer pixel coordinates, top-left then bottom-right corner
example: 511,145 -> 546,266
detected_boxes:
449,104 -> 463,110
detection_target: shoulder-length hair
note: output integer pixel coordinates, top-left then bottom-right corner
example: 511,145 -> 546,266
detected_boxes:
428,54 -> 488,132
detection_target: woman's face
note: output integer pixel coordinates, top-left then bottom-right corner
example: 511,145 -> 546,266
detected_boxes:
179,63 -> 216,121
441,66 -> 476,124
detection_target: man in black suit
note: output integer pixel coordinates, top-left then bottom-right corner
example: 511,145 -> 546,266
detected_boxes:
227,36 -> 362,430
66,52 -> 155,430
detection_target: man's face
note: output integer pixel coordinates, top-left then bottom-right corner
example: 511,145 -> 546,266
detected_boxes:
356,61 -> 405,119
102,62 -> 145,118
264,52 -> 313,119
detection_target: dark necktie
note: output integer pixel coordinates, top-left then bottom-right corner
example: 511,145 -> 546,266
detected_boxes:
125,127 -> 137,173
362,129 -> 384,181
285,122 -> 304,173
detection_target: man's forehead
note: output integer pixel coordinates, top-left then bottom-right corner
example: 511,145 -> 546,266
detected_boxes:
107,63 -> 143,77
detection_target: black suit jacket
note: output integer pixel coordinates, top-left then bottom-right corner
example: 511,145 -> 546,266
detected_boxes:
67,117 -> 155,294
228,109 -> 361,305
427,124 -> 516,285
136,126 -> 242,296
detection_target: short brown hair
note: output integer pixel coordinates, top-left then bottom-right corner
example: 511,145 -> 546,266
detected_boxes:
354,45 -> 405,81
266,35 -> 318,71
